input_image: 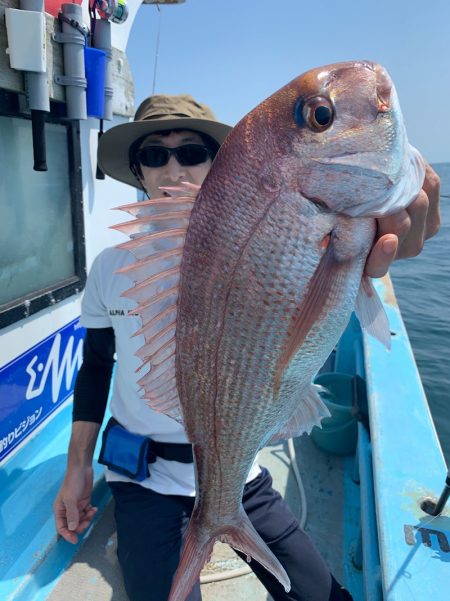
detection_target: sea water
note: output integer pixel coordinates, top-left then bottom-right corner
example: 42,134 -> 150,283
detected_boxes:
390,162 -> 450,465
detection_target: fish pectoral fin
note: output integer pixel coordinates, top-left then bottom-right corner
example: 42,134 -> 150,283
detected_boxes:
274,243 -> 338,392
355,276 -> 391,350
113,182 -> 199,422
268,384 -> 331,444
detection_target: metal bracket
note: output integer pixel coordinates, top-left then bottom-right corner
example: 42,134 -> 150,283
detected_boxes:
54,75 -> 87,89
52,31 -> 85,45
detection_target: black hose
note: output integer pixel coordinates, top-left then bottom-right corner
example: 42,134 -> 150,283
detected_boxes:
31,109 -> 47,171
432,470 -> 450,515
96,120 -> 105,180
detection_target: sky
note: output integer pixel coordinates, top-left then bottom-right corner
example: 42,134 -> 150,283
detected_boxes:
126,0 -> 450,164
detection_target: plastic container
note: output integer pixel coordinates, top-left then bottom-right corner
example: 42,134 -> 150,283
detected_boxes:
311,372 -> 357,455
84,46 -> 107,119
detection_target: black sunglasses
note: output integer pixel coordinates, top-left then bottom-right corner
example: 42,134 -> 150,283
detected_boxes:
135,144 -> 211,168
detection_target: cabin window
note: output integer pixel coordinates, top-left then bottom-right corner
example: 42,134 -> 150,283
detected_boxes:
0,91 -> 85,329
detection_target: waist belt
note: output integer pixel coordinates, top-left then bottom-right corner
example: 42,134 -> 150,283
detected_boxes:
99,416 -> 193,482
148,438 -> 194,464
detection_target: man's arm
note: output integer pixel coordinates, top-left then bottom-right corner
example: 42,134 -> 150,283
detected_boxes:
54,421 -> 101,543
53,327 -> 115,544
365,163 -> 441,277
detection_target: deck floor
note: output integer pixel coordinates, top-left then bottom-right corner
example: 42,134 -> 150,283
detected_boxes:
47,436 -> 358,601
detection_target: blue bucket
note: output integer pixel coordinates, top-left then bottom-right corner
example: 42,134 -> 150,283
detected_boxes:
311,372 -> 358,455
84,47 -> 107,119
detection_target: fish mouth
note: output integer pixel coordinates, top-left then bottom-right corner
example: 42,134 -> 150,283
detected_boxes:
375,65 -> 393,112
329,61 -> 394,113
362,61 -> 393,113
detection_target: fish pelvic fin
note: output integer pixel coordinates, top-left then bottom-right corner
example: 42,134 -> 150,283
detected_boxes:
113,182 -> 200,423
268,384 -> 331,444
168,508 -> 291,601
355,276 -> 391,350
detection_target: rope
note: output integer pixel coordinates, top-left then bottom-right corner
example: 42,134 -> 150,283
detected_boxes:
152,4 -> 162,95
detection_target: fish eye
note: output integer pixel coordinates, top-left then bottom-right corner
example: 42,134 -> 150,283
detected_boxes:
294,96 -> 334,131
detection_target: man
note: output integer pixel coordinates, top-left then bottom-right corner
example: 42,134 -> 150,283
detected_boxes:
53,94 -> 440,601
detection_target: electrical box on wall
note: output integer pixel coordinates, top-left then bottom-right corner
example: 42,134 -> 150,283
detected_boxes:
5,8 -> 47,73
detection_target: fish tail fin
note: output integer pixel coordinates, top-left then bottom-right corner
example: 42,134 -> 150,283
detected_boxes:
168,517 -> 215,601
168,508 -> 291,601
221,509 -> 291,591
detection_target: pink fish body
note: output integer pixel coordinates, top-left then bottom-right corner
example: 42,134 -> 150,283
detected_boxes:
114,61 -> 425,600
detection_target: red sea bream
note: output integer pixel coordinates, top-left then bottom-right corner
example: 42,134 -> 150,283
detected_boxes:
114,61 -> 425,600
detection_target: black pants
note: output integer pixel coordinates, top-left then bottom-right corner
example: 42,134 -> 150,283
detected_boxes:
109,468 -> 353,601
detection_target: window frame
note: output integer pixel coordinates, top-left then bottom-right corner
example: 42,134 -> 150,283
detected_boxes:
0,91 -> 86,329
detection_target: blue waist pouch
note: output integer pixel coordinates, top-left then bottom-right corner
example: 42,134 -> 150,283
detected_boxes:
98,417 -> 153,482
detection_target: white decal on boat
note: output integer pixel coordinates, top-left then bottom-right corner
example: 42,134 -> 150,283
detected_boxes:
25,334 -> 83,403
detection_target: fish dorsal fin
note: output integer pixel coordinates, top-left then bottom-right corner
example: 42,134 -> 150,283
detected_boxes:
355,276 -> 391,350
113,182 -> 200,423
268,384 -> 331,444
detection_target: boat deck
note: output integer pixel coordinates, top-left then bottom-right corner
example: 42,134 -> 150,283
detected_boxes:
46,436 -> 363,601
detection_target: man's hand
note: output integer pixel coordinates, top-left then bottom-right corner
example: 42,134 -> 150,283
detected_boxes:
53,465 -> 97,544
365,163 -> 441,278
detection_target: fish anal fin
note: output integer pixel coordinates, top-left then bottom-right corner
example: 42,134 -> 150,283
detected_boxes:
268,384 -> 331,444
355,276 -> 391,350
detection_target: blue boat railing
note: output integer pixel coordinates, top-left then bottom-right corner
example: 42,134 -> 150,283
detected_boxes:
364,277 -> 449,601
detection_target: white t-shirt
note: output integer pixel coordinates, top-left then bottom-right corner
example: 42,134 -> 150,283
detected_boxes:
80,246 -> 260,495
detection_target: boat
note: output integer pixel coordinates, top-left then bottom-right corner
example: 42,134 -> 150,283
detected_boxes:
0,1 -> 448,599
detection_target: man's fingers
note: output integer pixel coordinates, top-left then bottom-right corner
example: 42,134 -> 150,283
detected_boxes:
364,234 -> 398,278
75,506 -> 98,533
376,191 -> 429,262
64,501 -> 80,532
366,161 -> 441,279
55,506 -> 97,543
58,527 -> 79,544
422,163 -> 441,239
395,190 -> 429,259
77,513 -> 96,533
54,506 -> 79,544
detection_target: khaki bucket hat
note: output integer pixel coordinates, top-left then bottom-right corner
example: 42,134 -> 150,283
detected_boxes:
97,94 -> 232,189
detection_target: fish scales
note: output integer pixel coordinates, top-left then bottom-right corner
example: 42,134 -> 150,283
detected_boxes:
178,179 -> 364,455
115,61 -> 426,601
